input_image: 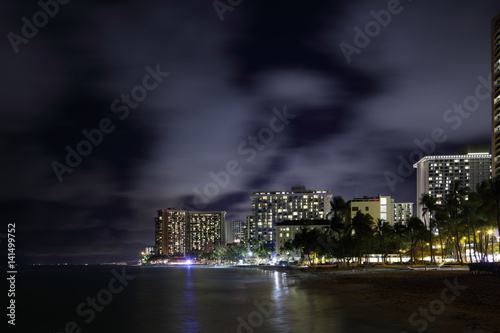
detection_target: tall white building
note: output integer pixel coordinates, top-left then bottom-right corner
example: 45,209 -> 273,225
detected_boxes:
249,186 -> 332,246
492,12 -> 500,177
413,146 -> 491,222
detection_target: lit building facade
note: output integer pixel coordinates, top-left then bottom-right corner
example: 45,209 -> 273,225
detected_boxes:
226,220 -> 247,243
155,209 -> 188,256
142,246 -> 155,258
391,202 -> 413,225
413,149 -> 491,222
347,194 -> 393,225
155,209 -> 226,256
275,220 -> 329,260
188,211 -> 226,252
246,215 -> 254,242
492,12 -> 500,177
249,186 -> 332,246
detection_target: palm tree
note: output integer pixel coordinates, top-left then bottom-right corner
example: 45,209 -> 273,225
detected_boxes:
434,205 -> 448,261
393,222 -> 408,263
461,192 -> 484,263
417,225 -> 430,263
477,176 -> 500,262
351,211 -> 374,264
374,218 -> 385,262
327,196 -> 347,261
292,227 -> 323,264
420,194 -> 437,263
407,216 -> 425,264
442,181 -> 467,263
378,220 -> 395,263
280,239 -> 295,261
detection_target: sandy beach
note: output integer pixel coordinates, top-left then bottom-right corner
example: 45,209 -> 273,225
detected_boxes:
292,268 -> 500,333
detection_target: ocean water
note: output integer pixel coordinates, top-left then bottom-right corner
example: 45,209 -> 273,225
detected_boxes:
14,265 -> 404,333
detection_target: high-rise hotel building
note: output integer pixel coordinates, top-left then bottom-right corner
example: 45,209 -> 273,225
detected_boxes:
188,211 -> 226,252
155,209 -> 226,256
413,145 -> 491,223
492,12 -> 500,177
392,202 -> 413,225
248,186 -> 332,246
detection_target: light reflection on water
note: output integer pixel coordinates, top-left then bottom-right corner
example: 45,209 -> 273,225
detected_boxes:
181,266 -> 201,332
19,266 -> 405,333
135,266 -> 343,332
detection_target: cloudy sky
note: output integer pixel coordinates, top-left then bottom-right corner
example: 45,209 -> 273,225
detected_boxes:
2,0 -> 499,264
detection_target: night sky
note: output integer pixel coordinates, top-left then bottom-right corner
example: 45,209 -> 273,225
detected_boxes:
2,1 -> 499,264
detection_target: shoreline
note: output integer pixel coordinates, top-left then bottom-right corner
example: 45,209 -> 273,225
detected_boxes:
293,269 -> 500,332
238,265 -> 500,332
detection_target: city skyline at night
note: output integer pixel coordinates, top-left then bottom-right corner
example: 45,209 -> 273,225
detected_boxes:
2,1 -> 500,264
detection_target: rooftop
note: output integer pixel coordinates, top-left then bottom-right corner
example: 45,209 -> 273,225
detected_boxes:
275,219 -> 330,226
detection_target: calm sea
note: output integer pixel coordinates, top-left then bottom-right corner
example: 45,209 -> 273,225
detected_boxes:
13,265 -> 403,332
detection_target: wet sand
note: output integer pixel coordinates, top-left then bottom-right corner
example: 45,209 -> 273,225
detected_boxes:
295,268 -> 500,332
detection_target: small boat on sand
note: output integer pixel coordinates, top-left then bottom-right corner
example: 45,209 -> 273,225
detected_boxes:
382,262 -> 444,270
307,264 -> 338,269
407,262 -> 444,270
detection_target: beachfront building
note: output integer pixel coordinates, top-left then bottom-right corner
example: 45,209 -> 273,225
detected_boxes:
249,186 -> 332,247
492,12 -> 500,177
275,220 -> 329,261
226,220 -> 247,243
188,211 -> 226,252
245,215 -> 253,242
413,144 -> 491,223
391,202 -> 413,225
346,194 -> 393,225
155,209 -> 188,256
155,209 -> 226,256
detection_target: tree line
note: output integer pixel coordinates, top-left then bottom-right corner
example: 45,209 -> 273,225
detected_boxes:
280,178 -> 500,264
